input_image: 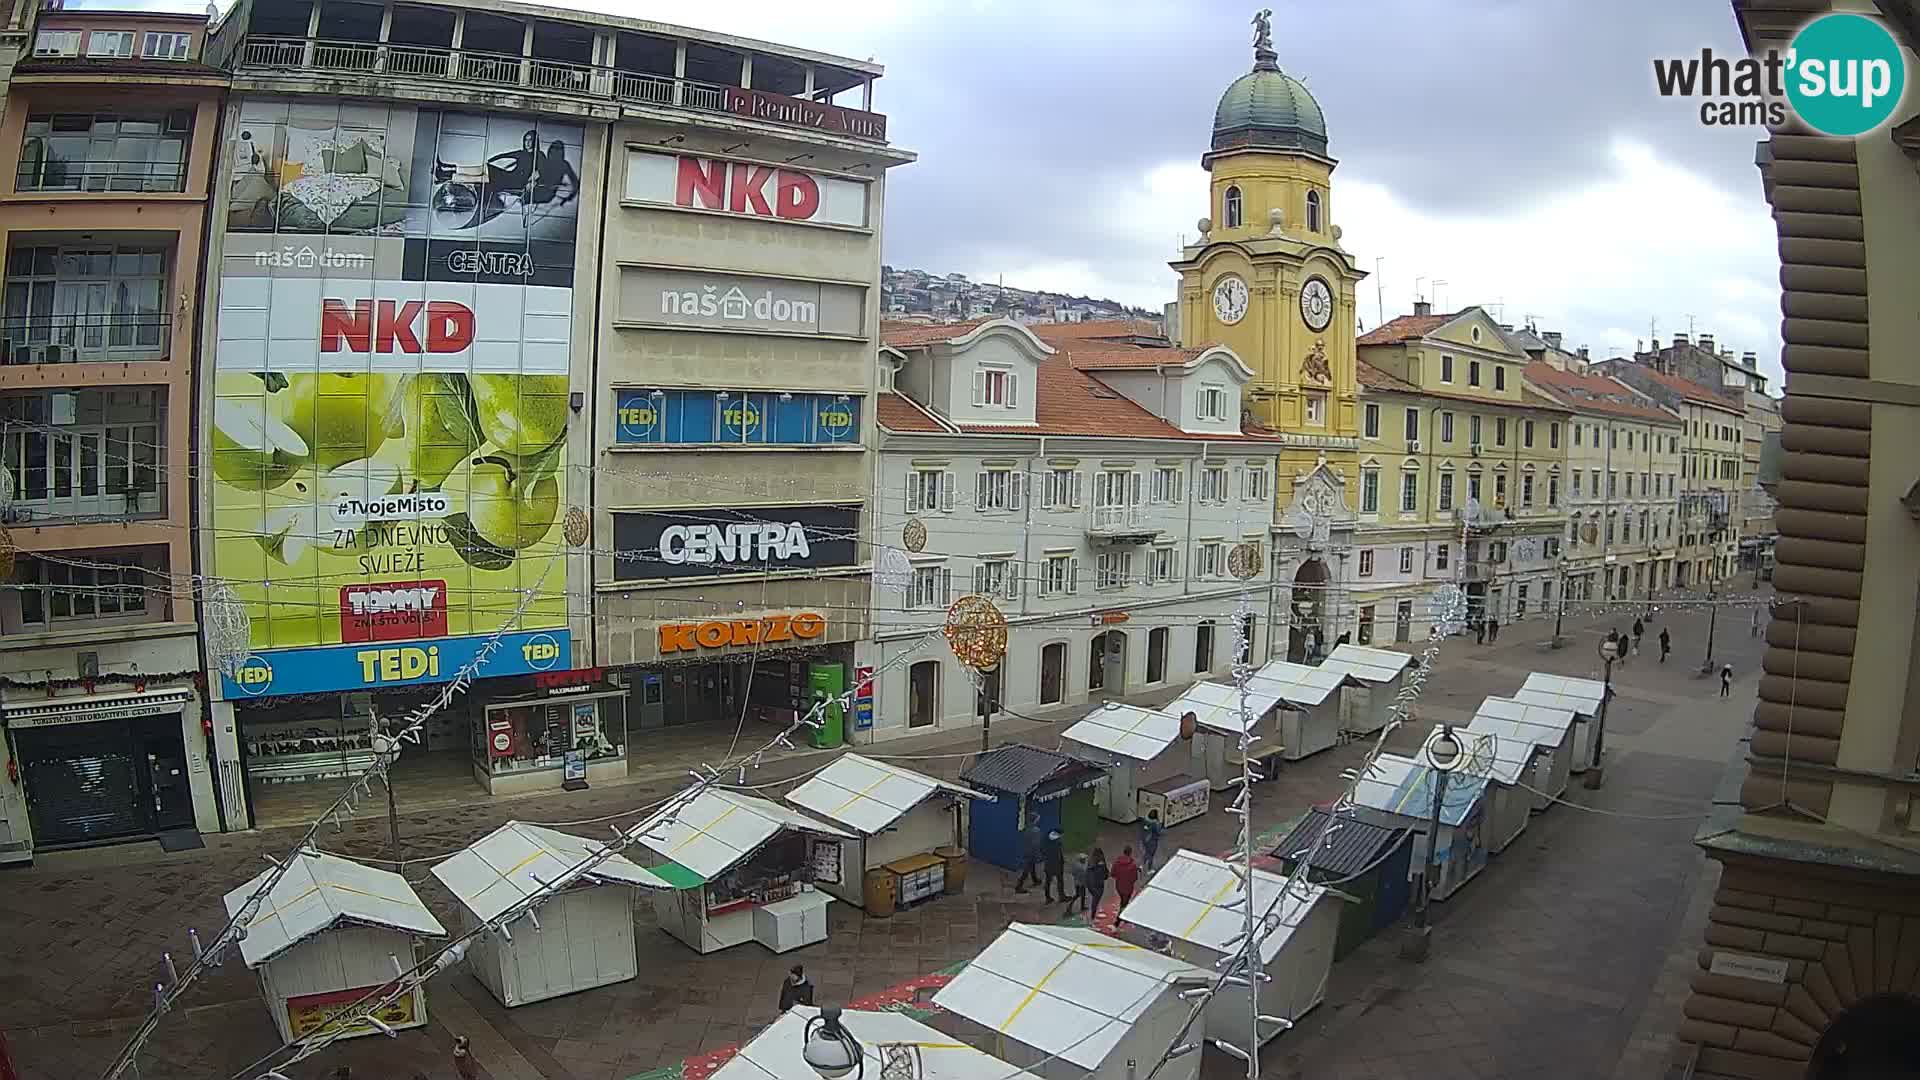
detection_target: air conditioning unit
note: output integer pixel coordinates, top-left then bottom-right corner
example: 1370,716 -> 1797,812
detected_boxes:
1469,442 -> 1483,456
1406,439 -> 1422,453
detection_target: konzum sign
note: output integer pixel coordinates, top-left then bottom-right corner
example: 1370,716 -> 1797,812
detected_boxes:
624,151 -> 869,229
658,612 -> 828,654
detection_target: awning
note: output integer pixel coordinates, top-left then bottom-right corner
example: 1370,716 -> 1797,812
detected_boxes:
3,687 -> 194,729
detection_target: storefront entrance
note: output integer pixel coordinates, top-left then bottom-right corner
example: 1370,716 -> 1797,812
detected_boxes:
1089,631 -> 1127,694
10,696 -> 195,848
1039,643 -> 1065,706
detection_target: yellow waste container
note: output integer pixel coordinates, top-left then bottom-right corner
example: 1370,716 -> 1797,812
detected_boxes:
936,846 -> 968,895
863,866 -> 896,917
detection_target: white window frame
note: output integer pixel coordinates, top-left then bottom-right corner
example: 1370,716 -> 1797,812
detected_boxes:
1043,467 -> 1082,510
908,565 -> 952,609
1359,549 -> 1375,577
973,365 -> 1018,408
1404,407 -> 1420,443
1304,391 -> 1326,426
975,468 -> 1023,512
1242,464 -> 1270,502
15,552 -> 149,626
1437,471 -> 1454,511
972,558 -> 1019,601
33,30 -> 80,57
1040,553 -> 1079,597
1399,471 -> 1418,513
1196,541 -> 1224,579
1149,545 -> 1178,584
1435,543 -> 1450,570
1360,468 -> 1379,514
1440,411 -> 1454,443
140,31 -> 193,60
1198,384 -> 1227,421
1200,466 -> 1229,504
85,30 -> 135,58
1363,403 -> 1380,439
1095,550 -> 1132,590
1150,465 -> 1182,505
1440,354 -> 1454,383
905,468 -> 954,514
1398,547 -> 1414,574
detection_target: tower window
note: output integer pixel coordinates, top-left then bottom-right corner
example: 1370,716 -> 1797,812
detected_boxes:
1306,190 -> 1322,232
1224,186 -> 1243,229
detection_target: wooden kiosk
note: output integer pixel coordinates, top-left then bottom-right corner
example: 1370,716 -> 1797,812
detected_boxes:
1249,660 -> 1359,761
224,848 -> 446,1043
1467,695 -> 1579,809
1511,673 -> 1608,773
1060,702 -> 1206,826
1351,753 -> 1492,901
633,789 -> 850,955
784,753 -> 988,913
1319,644 -> 1415,735
1164,679 -> 1289,788
961,744 -> 1105,871
431,820 -> 668,1006
712,1006 -> 1043,1080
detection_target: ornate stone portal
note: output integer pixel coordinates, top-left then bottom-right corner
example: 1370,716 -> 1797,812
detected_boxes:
1276,456 -> 1355,662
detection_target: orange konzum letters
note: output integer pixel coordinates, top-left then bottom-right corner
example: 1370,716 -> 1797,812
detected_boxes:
658,612 -> 828,654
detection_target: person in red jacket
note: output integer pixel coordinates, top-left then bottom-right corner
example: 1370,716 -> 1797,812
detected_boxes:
1110,845 -> 1141,913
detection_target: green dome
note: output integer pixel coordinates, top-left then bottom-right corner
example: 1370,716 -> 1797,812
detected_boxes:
1212,67 -> 1327,157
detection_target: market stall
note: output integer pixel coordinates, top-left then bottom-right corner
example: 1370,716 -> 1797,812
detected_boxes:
1511,673 -> 1608,773
1319,644 -> 1415,735
1120,849 -> 1339,1050
1467,695 -> 1579,810
431,820 -> 668,1006
1163,680 -> 1288,789
1350,753 -> 1491,901
1424,727 -> 1534,854
1272,809 -> 1413,959
712,1005 -> 1043,1080
960,744 -> 1106,871
631,789 -> 850,955
224,848 -> 446,1044
1248,660 -> 1359,761
783,753 -> 988,913
933,922 -> 1210,1080
1060,703 -> 1204,825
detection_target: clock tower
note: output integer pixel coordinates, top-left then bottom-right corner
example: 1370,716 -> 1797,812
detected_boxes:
1170,9 -> 1366,443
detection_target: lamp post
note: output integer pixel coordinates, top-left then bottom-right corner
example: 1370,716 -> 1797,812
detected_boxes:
803,1007 -> 864,1080
1402,724 -> 1463,962
1552,555 -> 1568,647
1584,635 -> 1619,790
1699,573 -> 1719,676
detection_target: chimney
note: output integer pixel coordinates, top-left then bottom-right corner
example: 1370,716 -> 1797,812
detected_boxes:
1577,346 -> 1590,361
1543,331 -> 1562,349
1673,332 -> 1688,347
1698,333 -> 1715,353
1412,299 -> 1432,317
1741,350 -> 1757,369
1650,338 -> 1661,352
1498,323 -> 1514,332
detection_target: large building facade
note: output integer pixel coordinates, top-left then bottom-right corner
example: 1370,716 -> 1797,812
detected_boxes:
191,0 -> 904,828
0,8 -> 225,861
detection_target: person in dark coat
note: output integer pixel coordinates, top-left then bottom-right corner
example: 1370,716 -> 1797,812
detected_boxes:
779,965 -> 815,1012
1720,664 -> 1734,698
1063,852 -> 1089,915
1487,615 -> 1500,643
1083,847 -> 1110,919
1659,627 -> 1672,663
453,1036 -> 480,1080
1139,810 -> 1164,873
1632,618 -> 1645,656
1015,822 -> 1043,893
1111,846 -> 1140,912
1041,830 -> 1066,902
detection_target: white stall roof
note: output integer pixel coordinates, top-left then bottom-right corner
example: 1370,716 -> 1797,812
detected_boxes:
1322,644 -> 1415,685
1121,849 -> 1328,964
1248,660 -> 1353,708
630,788 -> 850,883
1426,727 -> 1533,786
1060,702 -> 1184,761
1513,673 -> 1607,717
785,754 -> 989,835
224,848 -> 445,969
714,1006 -> 1044,1080
1470,696 -> 1578,748
1164,680 -> 1286,736
1352,753 -> 1488,827
933,923 -> 1207,1070
432,821 -> 669,922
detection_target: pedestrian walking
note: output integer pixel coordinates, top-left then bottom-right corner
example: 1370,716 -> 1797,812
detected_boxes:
1487,615 -> 1500,643
1659,627 -> 1671,663
1084,847 -> 1110,918
1064,852 -> 1090,915
1751,608 -> 1761,637
1041,829 -> 1065,902
779,964 -> 815,1012
1475,618 -> 1487,645
1014,821 -> 1042,893
1139,810 -> 1164,873
1720,664 -> 1734,698
1632,618 -> 1644,655
454,1036 -> 480,1080
1111,846 -> 1140,912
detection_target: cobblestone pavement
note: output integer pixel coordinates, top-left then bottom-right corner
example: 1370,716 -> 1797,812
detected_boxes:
0,594 -> 1766,1080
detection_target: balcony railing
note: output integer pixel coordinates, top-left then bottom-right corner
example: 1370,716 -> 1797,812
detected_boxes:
1091,505 -> 1144,531
0,313 -> 172,364
15,159 -> 187,194
236,35 -> 887,142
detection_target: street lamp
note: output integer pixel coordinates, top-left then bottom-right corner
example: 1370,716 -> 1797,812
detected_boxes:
1402,724 -> 1463,963
1552,555 -> 1568,647
1585,635 -> 1619,790
803,1007 -> 864,1080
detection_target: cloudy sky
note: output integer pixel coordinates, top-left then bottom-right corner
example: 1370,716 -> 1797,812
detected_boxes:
120,0 -> 1785,379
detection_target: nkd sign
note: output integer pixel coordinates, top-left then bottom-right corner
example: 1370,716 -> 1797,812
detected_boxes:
619,267 -> 865,338
624,151 -> 869,229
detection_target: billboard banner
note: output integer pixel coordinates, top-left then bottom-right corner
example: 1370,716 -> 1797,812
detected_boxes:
623,151 -> 869,228
616,267 -> 866,337
212,99 -> 583,697
610,504 -> 860,581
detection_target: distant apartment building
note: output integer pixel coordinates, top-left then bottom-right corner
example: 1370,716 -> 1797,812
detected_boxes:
0,6 -> 224,862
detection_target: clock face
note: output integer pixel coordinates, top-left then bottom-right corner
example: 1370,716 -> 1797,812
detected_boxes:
1212,275 -> 1249,325
1300,276 -> 1334,332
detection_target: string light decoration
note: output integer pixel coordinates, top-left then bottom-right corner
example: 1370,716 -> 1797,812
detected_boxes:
942,594 -> 1008,671
0,524 -> 14,581
1226,541 -> 1262,581
201,580 -> 254,677
901,518 -> 928,554
563,506 -> 590,547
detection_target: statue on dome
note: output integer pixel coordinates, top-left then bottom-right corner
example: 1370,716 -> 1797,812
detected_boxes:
1252,9 -> 1274,53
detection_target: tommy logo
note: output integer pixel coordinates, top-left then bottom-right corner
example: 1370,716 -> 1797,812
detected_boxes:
320,299 -> 475,354
340,580 -> 450,643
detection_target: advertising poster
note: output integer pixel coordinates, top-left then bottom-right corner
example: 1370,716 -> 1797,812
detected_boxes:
213,99 -> 581,698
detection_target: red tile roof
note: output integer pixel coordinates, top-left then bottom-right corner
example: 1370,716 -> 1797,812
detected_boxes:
1631,365 -> 1742,410
880,318 -> 993,348
1356,361 -> 1418,393
1027,318 -> 1166,343
1356,312 -> 1455,346
1056,342 -> 1207,371
1357,360 -> 1572,414
875,392 -> 951,433
955,356 -> 1274,441
1522,362 -> 1678,423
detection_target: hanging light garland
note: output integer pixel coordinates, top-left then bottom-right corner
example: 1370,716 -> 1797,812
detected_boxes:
202,580 -> 254,677
942,594 -> 1008,671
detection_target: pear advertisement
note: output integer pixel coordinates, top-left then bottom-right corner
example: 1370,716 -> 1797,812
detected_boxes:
212,99 -> 582,699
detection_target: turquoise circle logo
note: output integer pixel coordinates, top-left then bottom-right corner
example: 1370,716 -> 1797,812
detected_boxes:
1786,14 -> 1906,136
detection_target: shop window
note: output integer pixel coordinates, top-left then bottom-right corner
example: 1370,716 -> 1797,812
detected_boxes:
17,114 -> 190,194
1358,605 -> 1375,645
478,693 -> 626,777
1147,627 -> 1168,684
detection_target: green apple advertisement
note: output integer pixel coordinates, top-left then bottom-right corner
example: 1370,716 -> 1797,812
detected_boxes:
212,99 -> 581,698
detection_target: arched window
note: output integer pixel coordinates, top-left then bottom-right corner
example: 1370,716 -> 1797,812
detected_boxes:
1306,190 -> 1322,232
1224,185 -> 1243,228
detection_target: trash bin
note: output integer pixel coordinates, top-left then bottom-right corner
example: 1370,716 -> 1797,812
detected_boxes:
863,866 -> 895,918
936,846 -> 967,895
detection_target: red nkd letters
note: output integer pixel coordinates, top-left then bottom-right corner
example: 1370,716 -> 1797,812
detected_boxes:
674,157 -> 822,221
320,299 -> 476,354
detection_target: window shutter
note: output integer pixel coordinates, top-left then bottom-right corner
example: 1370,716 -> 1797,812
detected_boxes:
1130,471 -> 1143,507
940,471 -> 955,511
1006,371 -> 1019,408
1071,470 -> 1083,509
940,567 -> 952,605
972,369 -> 986,406
975,471 -> 989,511
1004,565 -> 1019,601
1009,471 -> 1023,511
906,474 -> 921,514
973,565 -> 987,594
1070,557 -> 1081,594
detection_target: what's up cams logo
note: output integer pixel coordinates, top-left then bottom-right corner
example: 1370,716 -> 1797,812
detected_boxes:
1655,13 -> 1907,136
